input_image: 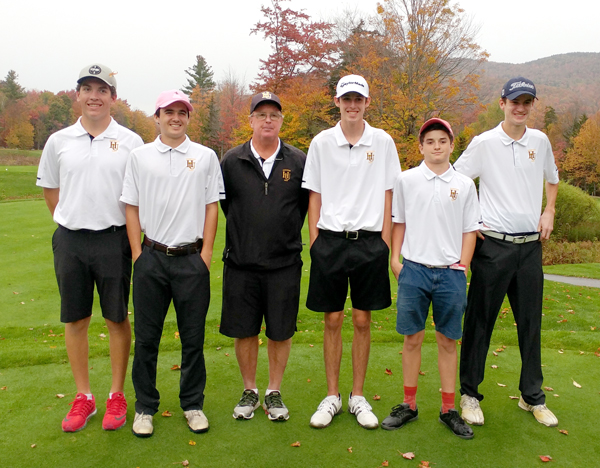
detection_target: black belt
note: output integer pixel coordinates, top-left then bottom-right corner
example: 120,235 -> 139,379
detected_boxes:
143,236 -> 203,256
481,230 -> 540,244
319,229 -> 381,240
59,224 -> 126,234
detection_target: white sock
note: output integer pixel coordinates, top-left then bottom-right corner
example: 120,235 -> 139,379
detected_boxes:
246,388 -> 259,395
265,388 -> 279,396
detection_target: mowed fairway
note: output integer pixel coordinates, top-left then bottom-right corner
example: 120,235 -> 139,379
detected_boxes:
1,199 -> 599,467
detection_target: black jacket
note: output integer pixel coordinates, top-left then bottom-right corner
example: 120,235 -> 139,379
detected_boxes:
220,140 -> 308,270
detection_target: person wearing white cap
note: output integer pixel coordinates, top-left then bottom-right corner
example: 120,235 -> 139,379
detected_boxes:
454,77 -> 559,428
120,90 -> 224,437
37,63 -> 143,433
302,74 -> 401,429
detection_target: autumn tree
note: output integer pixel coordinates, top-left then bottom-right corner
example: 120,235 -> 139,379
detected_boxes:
216,71 -> 247,157
182,55 -> 216,96
0,70 -> 26,103
561,112 -> 600,195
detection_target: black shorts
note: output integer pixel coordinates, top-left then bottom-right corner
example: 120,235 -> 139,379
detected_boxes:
220,262 -> 302,341
52,225 -> 132,323
306,230 -> 391,312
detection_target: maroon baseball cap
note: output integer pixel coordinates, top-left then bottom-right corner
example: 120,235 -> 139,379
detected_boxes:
419,118 -> 454,139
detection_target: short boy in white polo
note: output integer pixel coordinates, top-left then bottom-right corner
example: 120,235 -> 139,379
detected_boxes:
302,74 -> 401,429
381,118 -> 479,439
37,63 -> 143,433
454,77 -> 559,428
120,90 -> 224,438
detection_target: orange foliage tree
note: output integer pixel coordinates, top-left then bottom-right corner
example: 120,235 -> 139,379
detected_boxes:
561,112 -> 600,195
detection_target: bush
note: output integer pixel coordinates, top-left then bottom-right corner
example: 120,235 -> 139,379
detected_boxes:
542,240 -> 600,265
546,181 -> 600,241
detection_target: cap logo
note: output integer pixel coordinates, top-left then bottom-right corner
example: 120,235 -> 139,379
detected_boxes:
89,65 -> 101,75
262,92 -> 272,99
528,149 -> 536,161
109,140 -> 119,152
366,151 -> 374,163
340,81 -> 365,89
509,81 -> 534,92
282,169 -> 291,182
186,158 -> 196,171
450,188 -> 458,201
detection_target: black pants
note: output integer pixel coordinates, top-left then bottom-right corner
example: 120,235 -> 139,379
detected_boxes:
132,246 -> 210,415
459,236 -> 546,405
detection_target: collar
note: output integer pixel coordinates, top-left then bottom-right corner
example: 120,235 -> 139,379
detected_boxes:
73,117 -> 119,139
496,122 -> 529,147
153,135 -> 191,154
333,120 -> 374,147
250,138 -> 281,161
419,160 -> 454,182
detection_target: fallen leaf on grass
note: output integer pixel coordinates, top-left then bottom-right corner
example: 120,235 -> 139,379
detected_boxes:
347,447 -> 353,453
258,339 -> 263,346
544,386 -> 554,391
398,350 -> 403,354
162,410 -> 172,417
31,444 -> 36,448
56,394 -> 65,398
491,365 -> 498,369
171,364 -> 181,371
579,351 -> 585,355
13,291 -> 19,295
307,379 -> 311,383
216,347 -> 221,350
1,386 -> 7,390
373,394 -> 381,400
539,455 -> 552,462
553,394 -> 560,397
419,462 -> 431,467
291,441 -> 301,447
225,353 -> 230,357
174,332 -> 180,339
398,451 -> 415,460
559,429 -> 568,435
558,349 -> 564,354
497,383 -> 506,387
385,368 -> 393,375
382,461 -> 389,467
309,344 -> 314,347
189,440 -> 196,446
495,348 -> 503,353
99,333 -> 106,338
493,351 -> 498,356
557,319 -> 567,323
419,370 -> 427,376
509,396 -> 519,399
572,380 -> 582,388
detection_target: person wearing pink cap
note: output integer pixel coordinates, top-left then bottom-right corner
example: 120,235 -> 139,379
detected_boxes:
381,118 -> 480,439
120,90 -> 224,437
37,63 -> 143,433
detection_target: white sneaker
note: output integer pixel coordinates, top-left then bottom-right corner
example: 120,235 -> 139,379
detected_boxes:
348,394 -> 378,429
309,394 -> 342,428
460,395 -> 484,425
132,412 -> 153,437
184,409 -> 209,433
233,389 -> 260,420
518,396 -> 558,427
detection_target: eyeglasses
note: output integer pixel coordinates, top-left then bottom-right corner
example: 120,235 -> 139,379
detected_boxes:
252,112 -> 283,121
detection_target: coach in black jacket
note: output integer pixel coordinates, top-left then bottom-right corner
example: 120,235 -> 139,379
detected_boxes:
219,92 -> 308,422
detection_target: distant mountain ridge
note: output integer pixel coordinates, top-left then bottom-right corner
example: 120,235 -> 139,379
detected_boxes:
477,52 -> 600,115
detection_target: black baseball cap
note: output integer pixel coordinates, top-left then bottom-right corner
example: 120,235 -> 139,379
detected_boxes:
250,92 -> 282,114
501,77 -> 537,100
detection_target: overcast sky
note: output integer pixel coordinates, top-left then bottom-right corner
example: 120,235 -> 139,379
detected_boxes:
2,0 -> 598,115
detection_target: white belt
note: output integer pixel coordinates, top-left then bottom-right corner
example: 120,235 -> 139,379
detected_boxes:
481,230 -> 540,244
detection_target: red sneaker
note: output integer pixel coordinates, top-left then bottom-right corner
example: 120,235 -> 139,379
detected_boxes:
102,392 -> 127,430
62,393 -> 97,432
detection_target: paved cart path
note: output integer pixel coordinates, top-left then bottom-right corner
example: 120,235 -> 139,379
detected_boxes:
544,274 -> 600,288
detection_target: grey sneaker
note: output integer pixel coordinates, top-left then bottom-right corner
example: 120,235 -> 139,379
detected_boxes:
132,412 -> 153,438
233,389 -> 260,420
262,391 -> 289,421
184,409 -> 209,433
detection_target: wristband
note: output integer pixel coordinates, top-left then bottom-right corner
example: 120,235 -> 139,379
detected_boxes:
449,263 -> 466,271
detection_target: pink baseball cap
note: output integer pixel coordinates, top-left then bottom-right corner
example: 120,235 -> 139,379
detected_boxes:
155,90 -> 193,113
419,118 -> 454,139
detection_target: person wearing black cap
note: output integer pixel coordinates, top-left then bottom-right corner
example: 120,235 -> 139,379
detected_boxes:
219,92 -> 308,422
454,77 -> 559,428
381,118 -> 480,438
36,64 -> 143,432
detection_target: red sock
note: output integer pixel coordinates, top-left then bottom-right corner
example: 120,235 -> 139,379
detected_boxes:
403,386 -> 417,410
441,392 -> 455,413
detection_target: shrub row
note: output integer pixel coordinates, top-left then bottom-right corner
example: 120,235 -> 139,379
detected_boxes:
542,240 -> 600,265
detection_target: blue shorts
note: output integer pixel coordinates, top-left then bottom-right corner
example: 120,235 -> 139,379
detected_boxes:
396,259 -> 467,340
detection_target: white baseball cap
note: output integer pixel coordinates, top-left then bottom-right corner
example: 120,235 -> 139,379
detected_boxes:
335,75 -> 369,98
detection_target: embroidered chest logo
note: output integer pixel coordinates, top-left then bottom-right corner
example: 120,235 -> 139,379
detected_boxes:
528,149 -> 536,162
449,188 -> 459,201
109,140 -> 119,152
282,169 -> 291,182
366,152 -> 374,163
186,159 -> 196,171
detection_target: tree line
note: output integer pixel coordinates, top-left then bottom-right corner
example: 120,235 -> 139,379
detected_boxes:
0,0 -> 597,194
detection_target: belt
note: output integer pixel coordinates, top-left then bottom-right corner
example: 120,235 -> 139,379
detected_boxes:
59,224 -> 126,234
143,236 -> 203,256
319,229 -> 381,240
481,230 -> 540,244
406,259 -> 466,271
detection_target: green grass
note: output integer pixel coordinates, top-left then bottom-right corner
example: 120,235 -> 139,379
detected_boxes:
0,148 -> 42,158
0,166 -> 43,201
544,263 -> 600,280
1,197 -> 600,467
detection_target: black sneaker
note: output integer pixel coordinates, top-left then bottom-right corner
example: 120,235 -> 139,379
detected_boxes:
381,403 -> 418,430
263,391 -> 289,421
439,409 -> 474,439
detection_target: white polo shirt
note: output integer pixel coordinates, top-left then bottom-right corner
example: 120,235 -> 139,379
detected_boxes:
120,136 -> 224,247
36,117 -> 143,230
302,121 -> 401,231
393,162 -> 480,266
454,123 -> 559,234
